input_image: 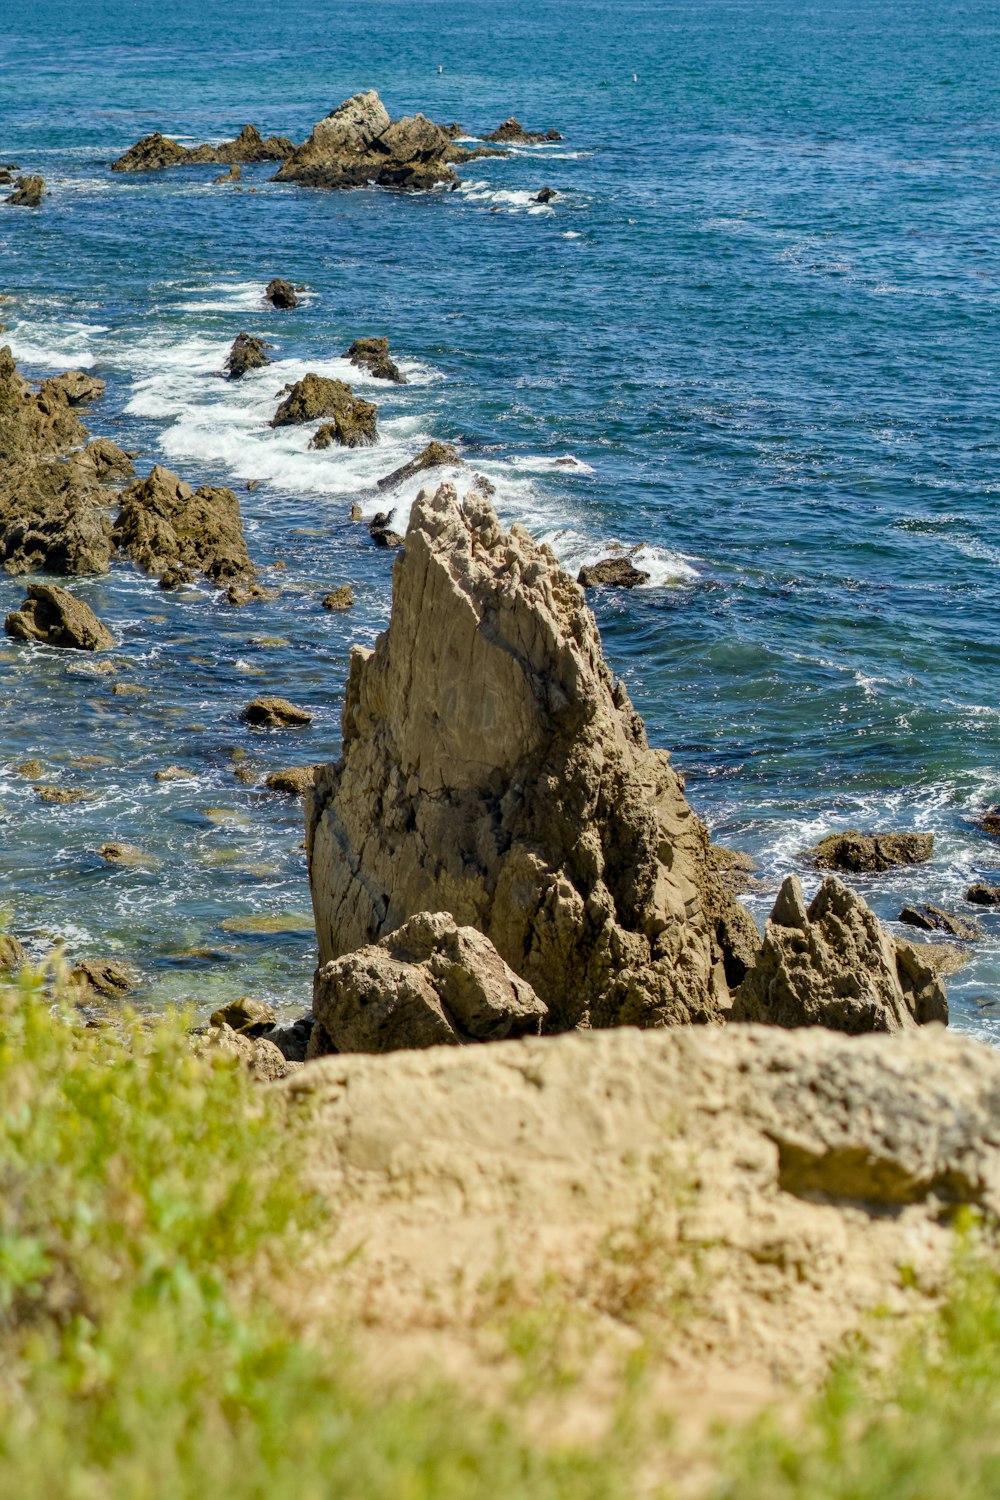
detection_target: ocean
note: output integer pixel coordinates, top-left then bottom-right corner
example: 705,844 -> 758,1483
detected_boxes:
2,0 -> 998,1034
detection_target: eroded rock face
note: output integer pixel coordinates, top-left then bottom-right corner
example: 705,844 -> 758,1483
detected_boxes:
307,483 -> 760,1031
810,829 -> 934,872
578,557 -> 649,589
113,465 -> 255,585
275,90 -> 459,191
5,582 -> 115,650
273,375 -> 377,446
732,875 -> 948,1034
347,336 -> 405,384
311,911 -> 547,1054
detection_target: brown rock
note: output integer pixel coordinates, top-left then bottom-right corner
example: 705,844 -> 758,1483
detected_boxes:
265,766 -> 315,796
197,1022 -> 292,1081
96,841 -> 149,866
732,875 -> 948,1033
113,125 -> 295,173
483,118 -> 562,144
275,90 -> 459,192
243,696 -> 313,728
376,439 -> 462,492
15,759 -> 43,776
225,332 -> 271,379
535,186 -> 557,204
0,933 -> 28,972
6,583 -> 115,650
111,132 -> 190,171
306,483 -> 760,1032
39,371 -> 105,406
265,278 -> 299,310
273,374 -> 376,446
346,336 -> 405,384
70,958 -> 137,997
322,584 -> 354,611
4,175 -> 45,207
967,882 -> 1000,906
899,904 -> 982,940
367,512 -> 404,548
209,996 -> 276,1033
113,464 -> 255,585
810,829 -> 934,873
980,808 -> 1000,838
578,557 -> 650,589
35,785 -> 85,804
311,910 -> 547,1054
213,164 -> 242,184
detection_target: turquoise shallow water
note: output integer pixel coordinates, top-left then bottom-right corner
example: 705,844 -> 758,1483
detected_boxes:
2,0 -> 999,1033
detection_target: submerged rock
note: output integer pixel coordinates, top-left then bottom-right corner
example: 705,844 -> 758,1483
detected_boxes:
275,90 -> 460,191
732,875 -> 948,1033
578,557 -> 649,589
967,882 -> 1000,906
810,829 -> 934,873
899,903 -> 982,940
4,175 -> 45,207
980,808 -> 1000,838
225,332 -> 271,379
483,117 -> 562,144
346,336 -> 405,384
5,583 -> 115,650
265,277 -> 299,309
243,696 -> 313,728
113,464 -> 255,585
213,164 -> 242,184
273,374 -> 377,446
307,482 -> 759,1031
535,186 -> 557,203
311,911 -> 547,1054
376,439 -> 462,492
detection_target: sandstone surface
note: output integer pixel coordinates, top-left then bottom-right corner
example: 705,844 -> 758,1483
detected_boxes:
307,483 -> 759,1031
732,875 -> 948,1033
5,583 -> 115,650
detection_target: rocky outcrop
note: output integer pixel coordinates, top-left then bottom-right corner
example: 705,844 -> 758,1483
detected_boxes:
899,903 -> 981,940
578,557 -> 649,589
310,911 -> 547,1055
322,585 -> 353,611
225,332 -> 271,379
483,117 -> 562,144
980,808 -> 1000,837
274,90 -> 460,191
810,830 -> 934,872
39,371 -> 105,406
273,375 -> 377,446
307,483 -> 760,1032
5,582 -> 115,650
0,933 -> 28,971
347,337 -> 405,384
265,278 -> 299,310
376,439 -> 462,492
213,165 -> 241,184
112,125 -> 295,172
243,696 -> 312,727
265,766 -> 315,796
112,465 -> 255,585
967,882 -> 1000,906
732,875 -> 947,1033
4,175 -> 45,207
367,512 -> 404,548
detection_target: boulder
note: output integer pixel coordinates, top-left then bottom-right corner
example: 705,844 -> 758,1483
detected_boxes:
306,483 -> 760,1031
273,374 -> 377,446
376,439 -> 462,492
483,118 -> 562,144
967,882 -> 1000,906
113,464 -> 255,585
70,958 -> 137,998
899,904 -> 982,940
535,186 -> 557,204
39,371 -> 105,406
578,557 -> 649,589
321,584 -> 353,611
213,165 -> 241,184
209,997 -> 276,1033
265,278 -> 299,310
0,933 -> 28,972
274,90 -> 459,191
196,1022 -> 292,1081
243,696 -> 312,728
0,490 -> 114,576
265,765 -> 315,796
810,829 -> 934,873
111,132 -> 192,171
72,437 -> 135,482
367,512 -> 404,548
346,336 -> 405,384
732,875 -> 948,1034
4,175 -> 45,207
225,332 -> 271,379
311,911 -> 547,1054
5,583 -> 115,650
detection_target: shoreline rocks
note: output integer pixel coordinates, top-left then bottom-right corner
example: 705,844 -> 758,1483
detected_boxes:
810,829 -> 934,873
4,175 -> 45,207
272,374 -> 377,446
243,696 -> 313,728
113,464 -> 255,586
376,439 -> 461,492
265,278 -> 299,310
578,556 -> 649,589
899,903 -> 981,940
5,583 -> 115,650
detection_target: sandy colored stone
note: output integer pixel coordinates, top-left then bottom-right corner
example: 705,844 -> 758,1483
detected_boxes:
275,90 -> 459,192
321,585 -> 353,611
810,829 -> 934,872
265,765 -> 316,796
347,337 -> 405,384
244,696 -> 313,728
307,484 -> 759,1031
70,957 -> 137,997
5,583 -> 115,650
113,464 -> 255,586
0,932 -> 28,971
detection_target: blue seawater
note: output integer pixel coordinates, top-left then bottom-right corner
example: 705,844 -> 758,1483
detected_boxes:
1,0 -> 998,1032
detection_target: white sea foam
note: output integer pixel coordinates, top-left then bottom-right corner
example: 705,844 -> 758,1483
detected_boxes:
5,318 -> 108,370
456,180 -> 554,213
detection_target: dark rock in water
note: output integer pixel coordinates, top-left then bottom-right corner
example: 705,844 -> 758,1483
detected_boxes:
265,766 -> 316,796
112,125 -> 295,172
322,584 -> 353,611
347,336 -> 405,384
311,910 -> 548,1055
368,512 -> 404,548
213,164 -> 242,184
810,830 -> 934,873
0,932 -> 28,972
967,882 -> 1000,907
273,374 -> 377,446
261,1015 -> 314,1062
113,464 -> 255,586
376,439 -> 461,492
899,904 -> 982,940
980,808 -> 1000,838
96,841 -> 150,866
711,846 -> 761,894
5,175 -> 45,207
5,582 -> 115,650
243,696 -> 313,728
535,186 -> 557,203
484,117 -> 562,144
71,958 -> 137,998
209,996 -> 276,1033
265,277 -> 300,309
578,557 -> 650,589
225,332 -> 271,380
40,370 -> 105,405
732,875 -> 948,1033
274,90 -> 460,191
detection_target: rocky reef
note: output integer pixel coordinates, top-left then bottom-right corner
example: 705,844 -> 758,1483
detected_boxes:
274,90 -> 466,191
111,124 -> 295,172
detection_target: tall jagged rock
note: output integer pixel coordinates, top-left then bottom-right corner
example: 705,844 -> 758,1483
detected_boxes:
731,875 -> 948,1033
275,90 -> 460,191
307,483 -> 760,1031
113,465 -> 255,586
